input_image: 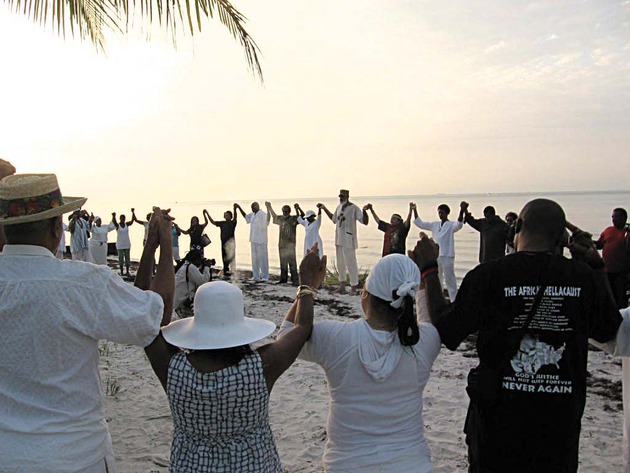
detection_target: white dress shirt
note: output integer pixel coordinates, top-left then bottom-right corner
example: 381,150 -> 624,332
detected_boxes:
413,217 -> 463,257
245,210 -> 269,244
0,244 -> 163,472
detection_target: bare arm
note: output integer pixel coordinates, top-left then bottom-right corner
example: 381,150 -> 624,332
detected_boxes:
259,244 -> 327,392
294,203 -> 304,218
365,203 -> 380,225
360,204 -> 369,225
457,201 -> 468,223
111,213 -> 119,230
234,203 -> 247,219
140,208 -> 176,390
265,202 -> 278,221
318,203 -> 334,221
409,234 -> 447,324
204,209 -> 217,226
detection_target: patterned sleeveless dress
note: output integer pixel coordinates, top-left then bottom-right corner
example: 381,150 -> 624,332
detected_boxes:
167,351 -> 282,472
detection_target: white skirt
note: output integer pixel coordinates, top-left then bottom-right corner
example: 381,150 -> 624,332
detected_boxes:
90,240 -> 108,265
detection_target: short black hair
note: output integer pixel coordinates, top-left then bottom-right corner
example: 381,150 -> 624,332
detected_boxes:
437,204 -> 450,214
3,217 -> 57,243
613,208 -> 628,221
483,206 -> 496,217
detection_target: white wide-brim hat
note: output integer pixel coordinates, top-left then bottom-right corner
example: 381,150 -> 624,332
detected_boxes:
162,280 -> 276,350
0,174 -> 87,225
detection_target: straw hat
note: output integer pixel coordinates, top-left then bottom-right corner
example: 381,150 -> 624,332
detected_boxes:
162,281 -> 276,350
0,174 -> 87,225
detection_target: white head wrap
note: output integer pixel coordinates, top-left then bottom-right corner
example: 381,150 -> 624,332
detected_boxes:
365,254 -> 420,309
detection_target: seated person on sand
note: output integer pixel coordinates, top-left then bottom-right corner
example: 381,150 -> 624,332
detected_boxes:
295,203 -> 323,258
144,245 -> 327,472
279,252 -> 441,473
173,250 -> 213,318
364,202 -> 412,257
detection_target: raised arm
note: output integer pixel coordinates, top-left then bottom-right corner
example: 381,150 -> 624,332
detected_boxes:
234,203 -> 247,219
409,233 -> 447,325
201,210 -> 209,228
131,208 -> 146,225
232,204 -> 239,223
457,201 -> 468,223
204,209 -> 217,226
410,202 -> 419,220
405,203 -> 413,226
139,208 -> 176,389
111,213 -> 119,230
294,203 -> 304,218
265,201 -> 278,222
318,203 -> 334,221
259,244 -> 327,391
360,204 -> 369,225
364,203 -> 380,225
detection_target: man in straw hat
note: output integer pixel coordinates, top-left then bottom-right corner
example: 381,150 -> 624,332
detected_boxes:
0,173 -> 174,473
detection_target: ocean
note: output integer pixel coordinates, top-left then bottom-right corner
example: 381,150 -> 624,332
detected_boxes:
146,190 -> 630,284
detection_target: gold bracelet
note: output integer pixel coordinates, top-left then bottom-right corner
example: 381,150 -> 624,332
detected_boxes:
296,285 -> 318,299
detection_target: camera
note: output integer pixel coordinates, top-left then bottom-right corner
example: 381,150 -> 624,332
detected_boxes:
202,258 -> 216,267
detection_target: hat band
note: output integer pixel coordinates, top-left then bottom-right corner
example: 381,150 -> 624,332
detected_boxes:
0,189 -> 64,219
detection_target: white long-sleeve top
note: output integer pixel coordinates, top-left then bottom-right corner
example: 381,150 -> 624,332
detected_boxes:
413,217 -> 463,257
297,214 -> 323,257
245,211 -> 269,244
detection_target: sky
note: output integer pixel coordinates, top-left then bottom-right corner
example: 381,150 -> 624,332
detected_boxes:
1,0 -> 629,210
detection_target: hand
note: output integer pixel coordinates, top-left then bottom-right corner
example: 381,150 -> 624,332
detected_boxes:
316,203 -> 323,209
146,206 -> 174,249
299,243 -> 327,289
294,203 -> 299,210
568,229 -> 604,269
112,212 -> 116,218
265,201 -> 271,208
460,201 -> 469,210
0,159 -> 16,180
131,208 -> 135,213
409,202 -> 417,210
408,232 -> 440,271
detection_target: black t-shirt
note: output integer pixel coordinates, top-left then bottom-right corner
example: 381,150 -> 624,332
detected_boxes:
436,252 -> 621,471
377,220 -> 410,256
215,220 -> 237,244
273,215 -> 298,246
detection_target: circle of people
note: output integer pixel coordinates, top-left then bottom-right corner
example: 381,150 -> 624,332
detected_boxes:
2,169 -> 630,473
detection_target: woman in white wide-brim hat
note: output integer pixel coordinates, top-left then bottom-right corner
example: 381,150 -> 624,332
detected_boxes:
279,252 -> 442,473
145,245 -> 327,472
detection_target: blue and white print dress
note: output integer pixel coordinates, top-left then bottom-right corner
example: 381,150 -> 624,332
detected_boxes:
167,351 -> 282,473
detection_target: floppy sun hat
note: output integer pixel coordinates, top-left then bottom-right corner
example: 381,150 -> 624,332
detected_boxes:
162,280 -> 277,350
0,174 -> 87,225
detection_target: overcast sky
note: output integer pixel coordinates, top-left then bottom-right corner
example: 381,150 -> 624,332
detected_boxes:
1,0 -> 628,209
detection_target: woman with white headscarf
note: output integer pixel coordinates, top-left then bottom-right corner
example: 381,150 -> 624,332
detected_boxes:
280,253 -> 441,473
89,215 -> 115,265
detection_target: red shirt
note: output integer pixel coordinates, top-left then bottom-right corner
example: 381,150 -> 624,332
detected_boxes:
597,226 -> 630,273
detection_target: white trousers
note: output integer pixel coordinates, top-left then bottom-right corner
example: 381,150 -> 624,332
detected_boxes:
251,242 -> 269,281
90,240 -> 108,265
72,248 -> 92,263
336,245 -> 359,287
438,256 -> 458,301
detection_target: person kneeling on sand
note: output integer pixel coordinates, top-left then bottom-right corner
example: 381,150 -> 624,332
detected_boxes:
144,244 -> 326,472
279,252 -> 441,472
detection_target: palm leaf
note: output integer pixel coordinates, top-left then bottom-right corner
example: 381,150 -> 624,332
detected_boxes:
3,0 -> 263,81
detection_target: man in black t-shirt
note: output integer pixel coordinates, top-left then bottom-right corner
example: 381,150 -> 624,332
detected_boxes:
206,207 -> 238,277
266,202 -> 299,285
413,198 -> 621,473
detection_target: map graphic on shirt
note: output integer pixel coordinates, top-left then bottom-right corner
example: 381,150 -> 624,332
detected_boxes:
511,334 -> 566,375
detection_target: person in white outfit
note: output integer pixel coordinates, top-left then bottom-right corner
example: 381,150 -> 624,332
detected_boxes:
319,189 -> 369,295
56,221 -> 68,259
89,215 -> 115,265
411,201 -> 466,301
69,209 -> 91,262
235,202 -> 270,282
295,204 -> 323,258
279,253 -> 440,472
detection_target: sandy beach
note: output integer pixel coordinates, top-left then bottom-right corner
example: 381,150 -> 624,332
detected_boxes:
100,272 -> 625,472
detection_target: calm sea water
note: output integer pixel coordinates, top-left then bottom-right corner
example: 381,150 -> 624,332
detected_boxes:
119,191 -> 629,284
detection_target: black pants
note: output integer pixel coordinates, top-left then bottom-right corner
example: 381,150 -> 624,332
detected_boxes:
279,245 -> 298,284
607,271 -> 629,309
221,238 -> 235,275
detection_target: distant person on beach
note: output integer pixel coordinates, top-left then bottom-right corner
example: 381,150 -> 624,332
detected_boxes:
411,201 -> 465,301
505,211 -> 518,254
463,204 -> 509,263
56,221 -> 69,259
596,208 -> 630,309
176,213 -> 209,256
266,202 -> 299,285
88,214 -> 115,265
131,209 -> 153,245
173,250 -> 213,318
172,222 -> 182,262
295,203 -> 323,258
111,211 -> 134,276
319,189 -> 369,295
235,202 -> 270,282
364,202 -> 412,256
0,174 -> 174,473
279,253 -> 440,472
417,198 -> 621,472
69,209 -> 91,262
0,158 -> 16,252
144,245 -> 326,472
205,206 -> 238,277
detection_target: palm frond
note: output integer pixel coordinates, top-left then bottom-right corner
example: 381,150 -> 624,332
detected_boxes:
3,0 -> 263,81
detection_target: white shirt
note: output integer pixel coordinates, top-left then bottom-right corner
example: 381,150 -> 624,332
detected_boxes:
297,214 -> 323,257
245,210 -> 269,244
0,244 -> 163,473
70,218 -> 90,253
279,314 -> 440,472
173,262 -> 212,310
115,224 -> 131,250
90,223 -> 115,243
332,203 -> 364,249
413,217 -> 463,257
